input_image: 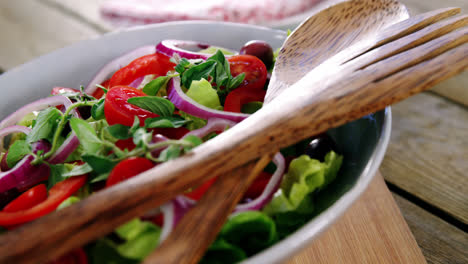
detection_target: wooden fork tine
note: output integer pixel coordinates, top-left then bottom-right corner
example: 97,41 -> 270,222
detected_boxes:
360,26 -> 468,83
373,7 -> 461,47
355,14 -> 468,70
342,7 -> 462,64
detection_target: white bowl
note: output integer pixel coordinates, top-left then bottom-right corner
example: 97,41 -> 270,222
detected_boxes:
0,21 -> 391,263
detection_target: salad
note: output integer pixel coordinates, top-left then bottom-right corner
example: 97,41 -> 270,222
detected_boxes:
0,39 -> 342,263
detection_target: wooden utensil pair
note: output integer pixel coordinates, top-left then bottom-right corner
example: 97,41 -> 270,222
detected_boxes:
0,1 -> 466,263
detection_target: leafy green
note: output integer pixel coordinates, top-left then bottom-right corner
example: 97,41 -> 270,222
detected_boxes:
199,46 -> 235,55
91,239 -> 138,264
114,219 -> 161,260
61,162 -> 93,177
26,107 -> 62,144
82,154 -> 117,175
220,211 -> 278,256
186,78 -> 221,110
127,96 -> 174,117
6,140 -> 31,168
158,145 -> 181,162
90,172 -> 110,183
144,116 -> 190,129
181,60 -> 217,88
69,117 -> 102,154
132,128 -> 152,148
142,76 -> 170,96
57,196 -> 80,210
91,98 -> 106,120
107,124 -> 132,140
263,151 -> 343,216
182,135 -> 203,152
179,111 -> 207,130
175,58 -> 191,73
241,101 -> 263,114
200,239 -> 246,264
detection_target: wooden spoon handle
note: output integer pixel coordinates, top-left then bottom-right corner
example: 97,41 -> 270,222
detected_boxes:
143,154 -> 273,264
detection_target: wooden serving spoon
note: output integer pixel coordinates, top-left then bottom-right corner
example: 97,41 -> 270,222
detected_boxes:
0,2 -> 467,264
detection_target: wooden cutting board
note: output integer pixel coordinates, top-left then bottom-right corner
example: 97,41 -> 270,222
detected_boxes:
287,172 -> 427,264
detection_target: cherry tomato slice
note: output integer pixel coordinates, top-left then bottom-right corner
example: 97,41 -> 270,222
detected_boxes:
223,86 -> 266,113
50,248 -> 88,264
2,184 -> 48,213
228,55 -> 267,91
106,157 -> 154,187
104,86 -> 159,126
108,53 -> 175,88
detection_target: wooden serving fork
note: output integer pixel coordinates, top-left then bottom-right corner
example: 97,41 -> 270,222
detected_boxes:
0,3 -> 467,264
143,5 -> 468,264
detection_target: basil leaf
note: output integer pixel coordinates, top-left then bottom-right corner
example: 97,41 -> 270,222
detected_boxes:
26,107 -> 62,144
82,154 -> 117,174
200,239 -> 246,264
127,96 -> 174,117
6,140 -> 31,168
133,128 -> 152,148
130,116 -> 140,134
48,164 -> 68,189
91,98 -> 106,120
144,116 -> 190,129
69,117 -> 102,153
158,145 -> 181,162
61,163 -> 93,177
90,172 -> 110,183
228,73 -> 245,90
142,76 -> 170,96
107,124 -> 131,140
183,135 -> 203,152
208,50 -> 230,87
181,60 -> 216,88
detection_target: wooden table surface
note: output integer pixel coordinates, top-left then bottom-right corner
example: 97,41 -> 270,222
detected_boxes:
0,1 -> 467,263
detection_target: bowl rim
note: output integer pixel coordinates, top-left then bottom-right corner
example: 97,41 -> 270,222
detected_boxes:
0,20 -> 392,264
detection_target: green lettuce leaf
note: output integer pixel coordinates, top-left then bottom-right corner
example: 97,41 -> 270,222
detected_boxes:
115,219 -> 161,260
186,78 -> 221,110
200,239 -> 246,264
220,211 -> 278,256
263,151 -> 343,216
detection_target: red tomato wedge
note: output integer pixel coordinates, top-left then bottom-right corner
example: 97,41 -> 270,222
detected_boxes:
0,175 -> 87,227
108,53 -> 175,88
184,177 -> 217,200
223,86 -> 266,113
228,55 -> 267,91
106,157 -> 154,187
2,184 -> 48,213
104,86 -> 159,126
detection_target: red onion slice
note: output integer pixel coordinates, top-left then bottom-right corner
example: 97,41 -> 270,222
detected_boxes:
85,45 -> 156,94
184,118 -> 237,138
167,77 -> 249,122
48,132 -> 80,164
156,40 -> 212,60
234,152 -> 286,212
159,196 -> 195,243
0,140 -> 50,193
0,96 -> 74,129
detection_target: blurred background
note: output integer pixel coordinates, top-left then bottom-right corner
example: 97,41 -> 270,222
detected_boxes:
0,1 -> 467,263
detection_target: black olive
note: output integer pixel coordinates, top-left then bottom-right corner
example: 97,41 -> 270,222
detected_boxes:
302,133 -> 339,162
240,40 -> 274,69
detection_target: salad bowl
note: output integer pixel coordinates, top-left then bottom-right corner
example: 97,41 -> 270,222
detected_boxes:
0,21 -> 392,263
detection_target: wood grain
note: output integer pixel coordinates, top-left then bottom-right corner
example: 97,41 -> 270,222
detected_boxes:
393,194 -> 468,264
381,92 -> 468,224
399,0 -> 468,107
286,174 -> 426,264
0,0 -> 100,70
